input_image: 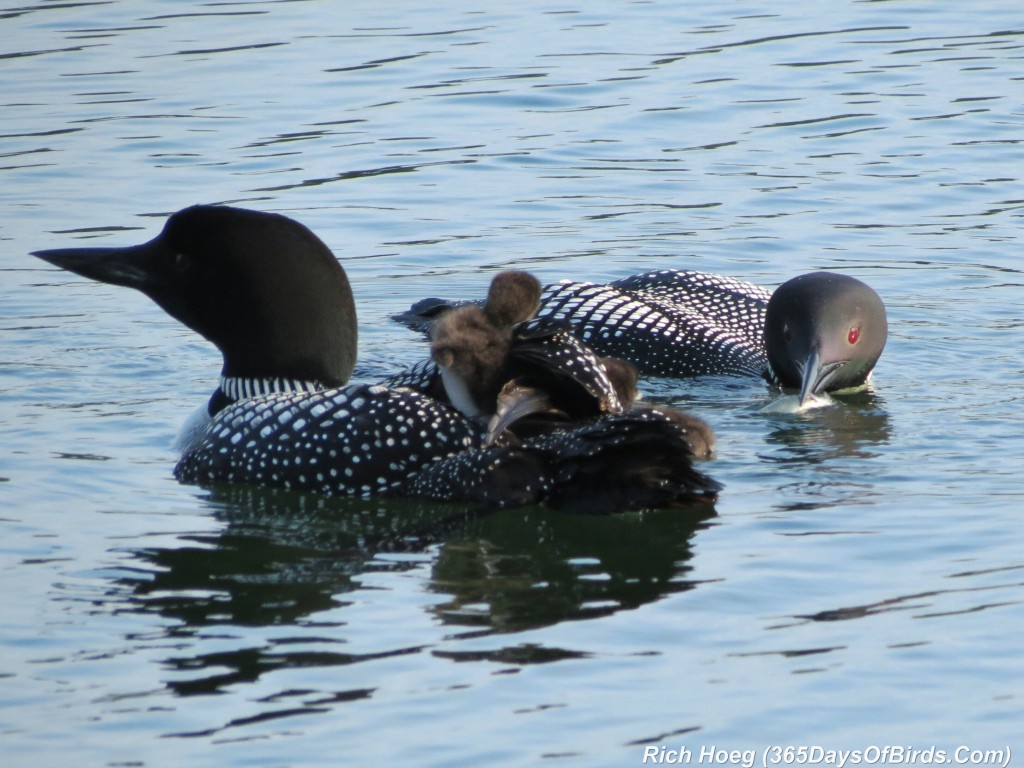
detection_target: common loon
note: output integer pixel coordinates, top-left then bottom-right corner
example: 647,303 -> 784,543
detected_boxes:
33,204 -> 719,511
398,268 -> 887,405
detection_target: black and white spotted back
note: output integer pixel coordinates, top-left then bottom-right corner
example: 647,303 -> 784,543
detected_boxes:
612,269 -> 770,340
379,358 -> 442,395
175,383 -> 483,496
539,270 -> 770,378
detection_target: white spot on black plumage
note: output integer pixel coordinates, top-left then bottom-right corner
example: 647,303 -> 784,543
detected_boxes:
537,270 -> 771,378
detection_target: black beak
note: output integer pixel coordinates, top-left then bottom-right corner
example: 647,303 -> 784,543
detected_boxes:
32,238 -> 166,292
798,346 -> 847,406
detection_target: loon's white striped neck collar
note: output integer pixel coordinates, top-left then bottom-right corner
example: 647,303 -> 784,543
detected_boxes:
219,375 -> 325,401
208,375 -> 327,414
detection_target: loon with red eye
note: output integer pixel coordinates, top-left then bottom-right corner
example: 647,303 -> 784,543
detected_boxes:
399,269 -> 887,407
763,273 -> 886,405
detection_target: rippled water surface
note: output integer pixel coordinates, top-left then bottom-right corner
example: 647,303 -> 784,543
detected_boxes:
2,1 -> 1023,765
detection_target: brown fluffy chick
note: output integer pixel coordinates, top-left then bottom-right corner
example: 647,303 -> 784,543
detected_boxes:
483,270 -> 542,328
601,355 -> 716,458
430,271 -> 544,418
431,305 -> 512,418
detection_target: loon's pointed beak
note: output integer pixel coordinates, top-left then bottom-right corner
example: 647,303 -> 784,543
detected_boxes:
32,239 -> 166,292
798,347 -> 847,406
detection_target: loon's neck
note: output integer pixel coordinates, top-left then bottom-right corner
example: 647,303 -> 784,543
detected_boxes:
208,375 -> 327,415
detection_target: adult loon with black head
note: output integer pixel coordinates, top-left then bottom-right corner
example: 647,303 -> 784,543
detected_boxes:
399,268 -> 888,406
33,205 -> 719,512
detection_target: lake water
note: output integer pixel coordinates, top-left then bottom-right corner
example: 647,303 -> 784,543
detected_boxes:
2,1 -> 1023,766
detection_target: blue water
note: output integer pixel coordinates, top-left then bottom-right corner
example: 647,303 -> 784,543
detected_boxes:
2,1 -> 1023,766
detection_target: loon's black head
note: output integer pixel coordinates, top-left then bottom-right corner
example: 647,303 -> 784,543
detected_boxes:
33,205 -> 357,387
764,271 -> 887,404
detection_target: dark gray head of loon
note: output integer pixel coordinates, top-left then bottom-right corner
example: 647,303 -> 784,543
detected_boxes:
32,204 -> 358,387
763,271 -> 887,405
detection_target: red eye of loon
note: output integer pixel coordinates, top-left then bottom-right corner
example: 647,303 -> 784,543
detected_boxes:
848,326 -> 860,345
